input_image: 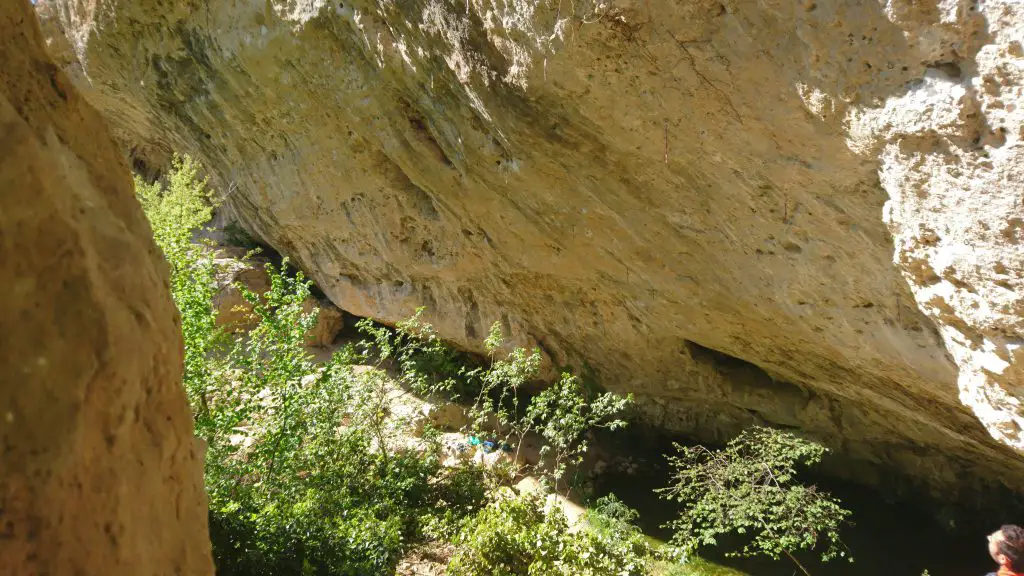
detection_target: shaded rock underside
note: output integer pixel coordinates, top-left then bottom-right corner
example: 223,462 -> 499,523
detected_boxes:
41,0 -> 1024,502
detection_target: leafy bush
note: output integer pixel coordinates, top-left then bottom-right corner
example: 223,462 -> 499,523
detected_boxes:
447,491 -> 653,576
135,155 -> 222,424
526,373 -> 631,489
356,308 -> 471,399
583,494 -> 658,572
201,264 -> 434,575
137,157 -> 477,575
658,427 -> 852,576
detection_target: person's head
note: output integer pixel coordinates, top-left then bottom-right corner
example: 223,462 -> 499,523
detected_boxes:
989,525 -> 1024,570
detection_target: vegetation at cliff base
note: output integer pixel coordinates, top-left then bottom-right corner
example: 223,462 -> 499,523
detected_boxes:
658,427 -> 852,576
137,155 -> 652,575
137,155 -> 851,576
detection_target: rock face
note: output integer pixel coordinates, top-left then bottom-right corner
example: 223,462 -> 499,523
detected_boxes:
304,301 -> 345,346
42,0 -> 1024,499
0,1 -> 213,574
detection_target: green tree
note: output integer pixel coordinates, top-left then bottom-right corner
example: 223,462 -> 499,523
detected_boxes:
658,427 -> 852,576
359,317 -> 632,492
356,307 -> 465,399
134,155 -> 221,432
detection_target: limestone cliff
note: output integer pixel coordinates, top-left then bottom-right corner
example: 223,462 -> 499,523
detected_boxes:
42,0 -> 1024,500
0,1 -> 213,573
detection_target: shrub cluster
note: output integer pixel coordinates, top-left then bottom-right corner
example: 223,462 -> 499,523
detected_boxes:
447,491 -> 654,576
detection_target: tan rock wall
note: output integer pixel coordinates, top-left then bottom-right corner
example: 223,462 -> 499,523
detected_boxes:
0,1 -> 213,574
42,0 -> 1024,499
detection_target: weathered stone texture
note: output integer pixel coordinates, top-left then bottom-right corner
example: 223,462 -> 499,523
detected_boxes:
857,0 -> 1024,464
41,0 -> 1024,499
0,1 -> 213,574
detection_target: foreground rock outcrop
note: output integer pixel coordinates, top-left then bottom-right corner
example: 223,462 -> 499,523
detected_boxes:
0,1 -> 213,573
41,0 -> 1024,500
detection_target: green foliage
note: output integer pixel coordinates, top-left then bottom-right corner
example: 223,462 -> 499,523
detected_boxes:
587,493 -> 640,527
136,154 -> 212,254
658,427 -> 852,576
137,157 -> 482,576
457,321 -> 632,491
526,372 -> 631,487
359,317 -> 632,491
447,491 -> 653,576
465,329 -> 541,448
582,494 -> 657,571
356,308 -> 470,399
134,155 -> 222,432
196,264 -> 485,575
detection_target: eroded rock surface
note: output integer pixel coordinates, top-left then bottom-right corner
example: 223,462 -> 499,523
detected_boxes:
0,1 -> 213,573
848,1 -> 1024,462
40,0 -> 1024,499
